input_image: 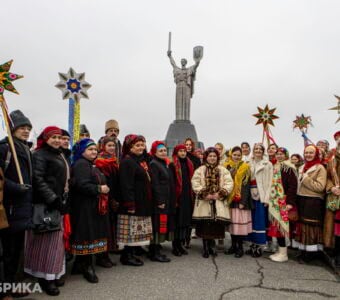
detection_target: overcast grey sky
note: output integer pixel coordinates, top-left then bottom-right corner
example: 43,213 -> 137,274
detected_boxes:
1,0 -> 339,154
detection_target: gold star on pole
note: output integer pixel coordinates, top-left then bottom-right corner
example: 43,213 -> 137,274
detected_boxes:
293,114 -> 312,131
0,60 -> 23,99
329,95 -> 340,124
253,104 -> 279,127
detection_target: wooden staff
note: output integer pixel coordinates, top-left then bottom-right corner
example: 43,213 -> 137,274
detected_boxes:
0,96 -> 23,184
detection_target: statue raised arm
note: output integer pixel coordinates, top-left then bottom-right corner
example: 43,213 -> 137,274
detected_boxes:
167,50 -> 201,121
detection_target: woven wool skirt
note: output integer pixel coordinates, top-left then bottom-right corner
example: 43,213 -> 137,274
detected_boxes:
117,214 -> 152,247
246,200 -> 268,245
229,208 -> 252,236
24,227 -> 65,280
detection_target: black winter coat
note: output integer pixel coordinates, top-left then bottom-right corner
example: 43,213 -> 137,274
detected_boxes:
150,157 -> 176,215
187,152 -> 201,170
119,154 -> 152,216
0,137 -> 33,232
70,158 -> 108,245
32,145 -> 68,213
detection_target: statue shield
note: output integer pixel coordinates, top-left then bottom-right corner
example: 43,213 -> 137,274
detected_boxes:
193,46 -> 204,62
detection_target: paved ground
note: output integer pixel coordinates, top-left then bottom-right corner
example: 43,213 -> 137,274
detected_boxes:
28,236 -> 340,300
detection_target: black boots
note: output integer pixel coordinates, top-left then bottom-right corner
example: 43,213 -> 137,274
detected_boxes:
83,255 -> 98,283
120,247 -> 144,266
208,240 -> 217,256
225,235 -> 237,255
172,240 -> 188,256
202,239 -> 217,258
235,238 -> 244,258
71,255 -> 99,283
96,252 -> 115,268
202,239 -> 209,258
245,244 -> 262,257
149,244 -> 171,262
38,279 -> 60,296
172,241 -> 182,256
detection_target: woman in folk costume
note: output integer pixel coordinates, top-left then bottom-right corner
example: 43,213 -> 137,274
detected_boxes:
224,146 -> 252,258
324,131 -> 340,267
183,138 -> 201,248
191,147 -> 233,258
241,142 -> 251,163
25,127 -> 69,296
117,135 -> 153,266
246,143 -> 273,258
170,144 -> 194,256
149,141 -> 176,262
70,138 -> 110,283
267,147 -> 298,262
215,142 -> 228,166
293,145 -> 327,263
290,153 -> 304,171
95,136 -> 120,263
184,138 -> 201,170
267,143 -> 278,165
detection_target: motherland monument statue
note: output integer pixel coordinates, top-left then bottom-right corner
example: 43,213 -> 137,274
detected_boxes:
165,32 -> 204,151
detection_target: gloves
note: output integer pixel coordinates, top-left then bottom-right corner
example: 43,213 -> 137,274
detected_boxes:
17,184 -> 32,193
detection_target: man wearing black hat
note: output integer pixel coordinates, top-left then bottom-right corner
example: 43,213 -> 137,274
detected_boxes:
0,110 -> 33,298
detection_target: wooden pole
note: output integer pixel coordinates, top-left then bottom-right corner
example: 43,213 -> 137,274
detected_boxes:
0,96 -> 24,184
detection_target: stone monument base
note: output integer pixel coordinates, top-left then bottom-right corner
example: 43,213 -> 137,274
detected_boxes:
165,120 -> 204,153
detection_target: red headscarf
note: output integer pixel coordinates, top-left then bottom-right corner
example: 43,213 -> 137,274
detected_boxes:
36,126 -> 62,150
303,145 -> 321,173
172,144 -> 194,206
334,131 -> 340,140
150,140 -> 166,156
122,134 -> 145,158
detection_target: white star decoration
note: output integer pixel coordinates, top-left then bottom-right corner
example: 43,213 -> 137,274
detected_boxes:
55,68 -> 91,101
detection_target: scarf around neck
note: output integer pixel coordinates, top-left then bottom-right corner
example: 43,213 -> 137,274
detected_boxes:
224,159 -> 250,204
204,163 -> 220,194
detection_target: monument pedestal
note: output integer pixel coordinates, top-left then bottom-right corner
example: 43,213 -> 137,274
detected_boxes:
165,120 -> 204,153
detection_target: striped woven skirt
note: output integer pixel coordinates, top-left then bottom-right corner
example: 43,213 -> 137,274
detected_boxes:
24,226 -> 65,280
229,208 -> 252,236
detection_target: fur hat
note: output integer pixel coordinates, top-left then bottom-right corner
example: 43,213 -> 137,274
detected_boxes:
79,124 -> 90,135
105,119 -> 119,133
10,110 -> 32,132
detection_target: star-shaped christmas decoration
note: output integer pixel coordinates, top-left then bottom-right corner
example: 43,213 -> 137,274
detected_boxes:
293,114 -> 312,131
253,104 -> 279,127
55,68 -> 91,101
0,60 -> 23,97
329,95 -> 340,124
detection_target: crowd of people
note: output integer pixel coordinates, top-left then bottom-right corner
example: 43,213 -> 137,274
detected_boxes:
0,109 -> 339,298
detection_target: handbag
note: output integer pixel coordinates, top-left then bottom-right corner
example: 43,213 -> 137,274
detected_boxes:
95,169 -> 109,215
32,203 -> 61,233
288,206 -> 299,222
32,153 -> 70,234
326,193 -> 340,212
98,193 -> 109,215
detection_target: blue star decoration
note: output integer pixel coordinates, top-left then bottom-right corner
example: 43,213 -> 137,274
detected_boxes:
55,68 -> 91,101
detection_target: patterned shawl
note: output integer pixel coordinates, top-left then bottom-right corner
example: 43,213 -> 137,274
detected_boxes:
224,159 -> 250,204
